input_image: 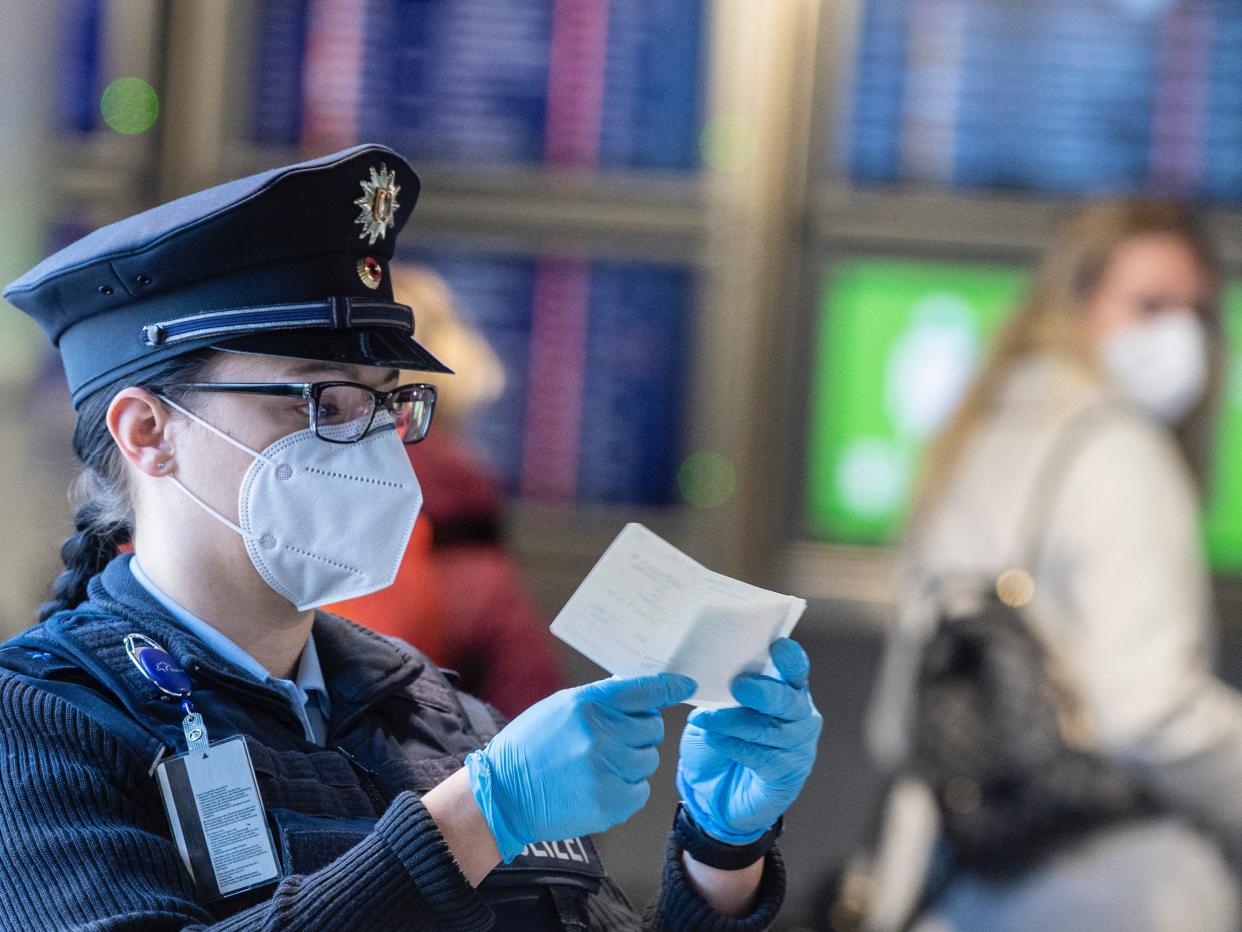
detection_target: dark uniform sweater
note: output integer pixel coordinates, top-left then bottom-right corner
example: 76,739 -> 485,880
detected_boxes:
0,555 -> 784,930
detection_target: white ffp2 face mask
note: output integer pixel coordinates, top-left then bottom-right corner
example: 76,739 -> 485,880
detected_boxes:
160,397 -> 423,611
1101,311 -> 1209,424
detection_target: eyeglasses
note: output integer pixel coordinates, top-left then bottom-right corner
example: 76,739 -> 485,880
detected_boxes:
168,381 -> 437,444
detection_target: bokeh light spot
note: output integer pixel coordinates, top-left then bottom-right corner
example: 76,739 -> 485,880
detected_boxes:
100,77 -> 159,135
836,437 -> 908,517
678,451 -> 736,509
996,568 -> 1036,608
699,114 -> 758,172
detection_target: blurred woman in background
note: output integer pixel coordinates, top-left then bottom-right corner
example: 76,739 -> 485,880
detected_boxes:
863,202 -> 1242,931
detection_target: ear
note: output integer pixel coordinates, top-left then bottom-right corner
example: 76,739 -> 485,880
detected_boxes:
107,388 -> 176,478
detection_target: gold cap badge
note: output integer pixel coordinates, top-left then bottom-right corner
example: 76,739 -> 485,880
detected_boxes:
353,163 -> 401,245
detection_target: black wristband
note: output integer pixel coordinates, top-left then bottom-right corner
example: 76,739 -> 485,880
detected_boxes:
673,804 -> 782,871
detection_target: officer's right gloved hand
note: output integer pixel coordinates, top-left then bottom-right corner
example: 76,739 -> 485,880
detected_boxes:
464,672 -> 697,862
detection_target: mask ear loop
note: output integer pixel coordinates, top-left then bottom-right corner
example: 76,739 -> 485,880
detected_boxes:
154,392 -> 277,541
167,475 -> 250,537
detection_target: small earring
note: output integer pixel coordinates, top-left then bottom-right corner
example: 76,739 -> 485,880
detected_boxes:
157,461 -> 167,471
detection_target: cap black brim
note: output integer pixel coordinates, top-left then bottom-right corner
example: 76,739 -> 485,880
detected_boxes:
214,328 -> 454,375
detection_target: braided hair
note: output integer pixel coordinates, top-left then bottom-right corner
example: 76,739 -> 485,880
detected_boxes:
38,350 -> 219,621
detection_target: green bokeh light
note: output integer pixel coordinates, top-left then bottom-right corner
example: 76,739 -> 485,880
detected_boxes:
678,451 -> 737,509
100,77 -> 159,135
699,115 -> 758,173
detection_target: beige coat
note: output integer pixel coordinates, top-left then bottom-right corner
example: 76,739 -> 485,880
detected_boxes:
864,353 -> 1242,930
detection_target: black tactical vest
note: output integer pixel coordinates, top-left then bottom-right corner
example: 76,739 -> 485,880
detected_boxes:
0,557 -> 605,929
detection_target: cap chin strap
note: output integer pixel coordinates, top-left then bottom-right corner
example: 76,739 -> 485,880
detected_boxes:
156,393 -> 274,541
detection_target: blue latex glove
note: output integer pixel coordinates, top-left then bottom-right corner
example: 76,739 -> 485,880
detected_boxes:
465,672 -> 697,861
676,637 -> 822,844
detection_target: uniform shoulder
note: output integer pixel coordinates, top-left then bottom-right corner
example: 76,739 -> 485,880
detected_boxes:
0,607 -> 120,680
0,613 -> 169,767
0,665 -> 145,774
0,619 -> 85,679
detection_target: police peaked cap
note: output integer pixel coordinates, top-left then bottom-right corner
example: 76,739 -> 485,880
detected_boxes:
2,144 -> 451,408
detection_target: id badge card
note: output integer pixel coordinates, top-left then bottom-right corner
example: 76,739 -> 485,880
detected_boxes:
155,735 -> 280,901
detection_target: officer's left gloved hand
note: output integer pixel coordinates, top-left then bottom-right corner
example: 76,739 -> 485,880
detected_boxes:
675,637 -> 822,844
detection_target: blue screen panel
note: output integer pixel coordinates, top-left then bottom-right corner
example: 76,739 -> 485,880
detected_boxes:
845,0 -> 1242,202
402,246 -> 694,505
56,0 -> 104,134
249,0 -> 706,172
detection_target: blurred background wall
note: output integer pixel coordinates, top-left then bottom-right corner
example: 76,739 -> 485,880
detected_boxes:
9,0 -> 1242,927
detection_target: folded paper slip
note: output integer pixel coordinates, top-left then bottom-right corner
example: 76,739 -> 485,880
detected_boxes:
551,523 -> 807,708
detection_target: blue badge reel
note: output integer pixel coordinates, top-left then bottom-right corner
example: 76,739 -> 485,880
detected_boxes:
125,633 -> 279,900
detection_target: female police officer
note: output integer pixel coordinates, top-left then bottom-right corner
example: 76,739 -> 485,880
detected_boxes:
0,145 -> 821,930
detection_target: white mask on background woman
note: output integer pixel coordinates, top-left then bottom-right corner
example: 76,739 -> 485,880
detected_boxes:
1101,311 -> 1209,424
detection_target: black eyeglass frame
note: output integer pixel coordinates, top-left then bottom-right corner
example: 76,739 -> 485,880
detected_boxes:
167,380 -> 438,444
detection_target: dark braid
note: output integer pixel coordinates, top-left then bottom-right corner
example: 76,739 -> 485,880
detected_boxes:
42,498 -> 132,623
38,350 -> 220,621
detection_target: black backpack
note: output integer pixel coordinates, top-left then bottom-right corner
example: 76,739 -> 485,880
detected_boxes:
911,403 -> 1155,878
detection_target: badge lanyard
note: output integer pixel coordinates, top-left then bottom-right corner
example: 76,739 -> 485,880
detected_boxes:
125,632 -> 279,900
124,633 -> 210,753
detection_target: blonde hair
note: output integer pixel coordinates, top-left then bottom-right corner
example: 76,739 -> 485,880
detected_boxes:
391,264 -> 505,427
912,201 -> 1225,521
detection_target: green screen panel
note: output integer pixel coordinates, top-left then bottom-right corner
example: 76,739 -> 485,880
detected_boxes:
806,258 -> 1029,543
1202,283 -> 1242,572
807,259 -> 1242,574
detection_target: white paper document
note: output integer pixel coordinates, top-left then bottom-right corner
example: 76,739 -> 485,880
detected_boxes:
551,523 -> 807,708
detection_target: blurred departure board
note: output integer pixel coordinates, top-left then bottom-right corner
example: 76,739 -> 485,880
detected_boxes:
57,0 -> 105,133
847,0 -> 1242,200
807,257 -> 1242,573
406,248 -> 693,505
251,0 -> 706,171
